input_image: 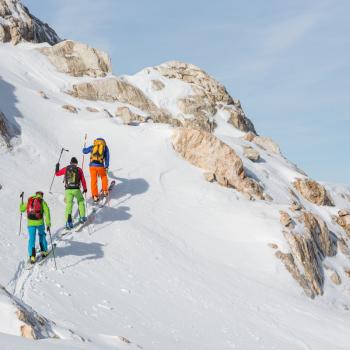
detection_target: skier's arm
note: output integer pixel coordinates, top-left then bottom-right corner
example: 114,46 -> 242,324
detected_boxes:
83,145 -> 93,154
105,146 -> 110,168
20,202 -> 27,213
43,201 -> 51,227
55,166 -> 66,176
79,168 -> 87,192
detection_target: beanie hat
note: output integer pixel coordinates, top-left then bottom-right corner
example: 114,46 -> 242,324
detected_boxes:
70,157 -> 78,164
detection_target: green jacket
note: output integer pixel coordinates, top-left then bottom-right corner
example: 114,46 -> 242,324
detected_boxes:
20,194 -> 51,227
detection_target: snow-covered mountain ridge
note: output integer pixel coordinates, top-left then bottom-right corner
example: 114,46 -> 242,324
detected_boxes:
0,0 -> 60,45
0,1 -> 350,349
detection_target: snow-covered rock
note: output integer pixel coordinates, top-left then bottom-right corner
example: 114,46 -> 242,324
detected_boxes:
0,285 -> 57,339
39,40 -> 111,78
0,0 -> 60,45
253,135 -> 281,155
126,60 -> 256,133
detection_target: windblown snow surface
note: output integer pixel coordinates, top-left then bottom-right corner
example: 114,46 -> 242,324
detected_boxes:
0,43 -> 349,350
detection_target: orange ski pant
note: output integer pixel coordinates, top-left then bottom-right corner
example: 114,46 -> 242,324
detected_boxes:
90,166 -> 108,197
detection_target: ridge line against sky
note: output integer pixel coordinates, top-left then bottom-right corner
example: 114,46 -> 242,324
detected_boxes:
23,0 -> 350,184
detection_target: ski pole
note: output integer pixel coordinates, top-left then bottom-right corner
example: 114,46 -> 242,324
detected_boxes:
47,227 -> 57,270
18,192 -> 24,236
81,133 -> 87,170
49,147 -> 69,193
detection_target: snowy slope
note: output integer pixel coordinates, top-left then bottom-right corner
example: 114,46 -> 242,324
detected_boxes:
0,42 -> 350,350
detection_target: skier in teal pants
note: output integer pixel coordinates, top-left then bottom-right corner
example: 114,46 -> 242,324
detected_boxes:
55,157 -> 87,229
20,191 -> 51,264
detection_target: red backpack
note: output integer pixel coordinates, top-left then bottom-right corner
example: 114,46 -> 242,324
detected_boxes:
27,196 -> 43,220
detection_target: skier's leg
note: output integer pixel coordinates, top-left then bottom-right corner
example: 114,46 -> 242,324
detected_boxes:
38,225 -> 48,252
75,189 -> 86,218
90,167 -> 98,198
65,189 -> 74,223
100,167 -> 109,193
28,226 -> 36,257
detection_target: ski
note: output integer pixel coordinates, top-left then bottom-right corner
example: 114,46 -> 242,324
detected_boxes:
74,214 -> 95,232
38,243 -> 57,265
25,243 -> 57,269
98,180 -> 116,207
60,222 -> 81,237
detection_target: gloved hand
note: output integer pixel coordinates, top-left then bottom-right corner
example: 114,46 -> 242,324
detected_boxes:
105,167 -> 109,173
46,225 -> 51,232
55,163 -> 60,173
83,189 -> 87,194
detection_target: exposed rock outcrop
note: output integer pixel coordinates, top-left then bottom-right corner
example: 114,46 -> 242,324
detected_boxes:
86,106 -> 99,113
70,78 -> 157,112
330,270 -> 342,285
0,111 -> 11,148
294,178 -> 334,206
300,212 -> 336,257
151,79 -> 165,91
277,211 -> 336,298
0,0 -> 60,45
335,209 -> 350,236
279,211 -> 293,228
40,40 -> 112,78
116,106 -> 146,124
243,131 -> 256,142
70,78 -> 181,127
62,104 -> 78,113
171,128 -> 264,200
243,145 -> 260,162
38,90 -> 48,99
223,105 -> 256,133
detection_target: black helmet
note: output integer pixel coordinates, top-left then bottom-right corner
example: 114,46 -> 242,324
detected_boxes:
70,157 -> 78,165
36,191 -> 44,197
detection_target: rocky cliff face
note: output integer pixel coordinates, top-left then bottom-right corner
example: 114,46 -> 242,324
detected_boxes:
0,0 -> 60,45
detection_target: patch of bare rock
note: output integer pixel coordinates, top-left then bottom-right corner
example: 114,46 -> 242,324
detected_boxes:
39,40 -> 112,78
171,128 -> 264,200
293,178 -> 334,206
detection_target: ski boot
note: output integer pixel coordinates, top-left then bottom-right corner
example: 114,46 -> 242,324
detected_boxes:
66,214 -> 73,230
93,196 -> 99,204
41,251 -> 49,258
29,255 -> 36,264
79,216 -> 87,224
66,221 -> 73,230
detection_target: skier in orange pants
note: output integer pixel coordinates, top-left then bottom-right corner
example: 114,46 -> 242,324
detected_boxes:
83,138 -> 110,203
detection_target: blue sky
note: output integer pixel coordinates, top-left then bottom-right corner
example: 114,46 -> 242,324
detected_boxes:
24,0 -> 350,184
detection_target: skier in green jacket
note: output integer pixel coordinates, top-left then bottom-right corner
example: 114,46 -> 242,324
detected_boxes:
20,191 -> 51,264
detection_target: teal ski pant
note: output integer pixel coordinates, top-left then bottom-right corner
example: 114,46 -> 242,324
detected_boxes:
65,189 -> 86,222
28,225 -> 47,256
